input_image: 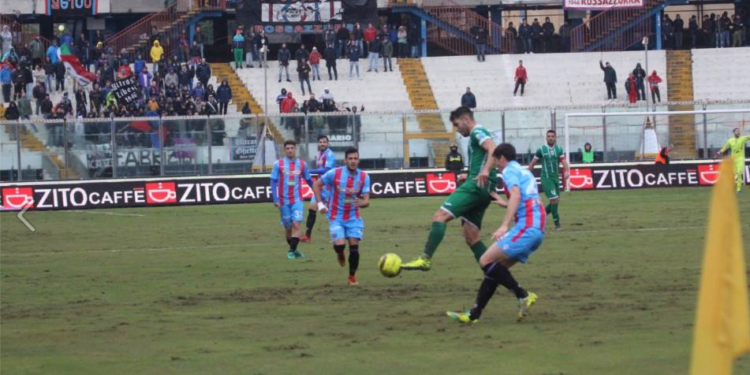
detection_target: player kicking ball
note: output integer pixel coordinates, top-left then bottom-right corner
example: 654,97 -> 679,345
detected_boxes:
447,143 -> 543,324
313,147 -> 371,286
527,130 -> 569,231
270,140 -> 314,260
301,135 -> 337,243
716,127 -> 749,192
401,106 -> 498,271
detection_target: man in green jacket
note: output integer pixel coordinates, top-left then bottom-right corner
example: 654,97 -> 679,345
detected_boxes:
381,37 -> 393,72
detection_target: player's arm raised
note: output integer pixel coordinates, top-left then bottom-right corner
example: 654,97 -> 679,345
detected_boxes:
717,140 -> 731,157
476,138 -> 497,188
493,186 -> 520,241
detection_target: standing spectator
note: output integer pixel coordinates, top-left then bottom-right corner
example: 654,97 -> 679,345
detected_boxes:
276,88 -> 288,112
244,30 -> 255,68
519,19 -> 532,54
599,60 -> 617,100
397,26 -> 408,58
461,87 -> 476,109
134,54 -> 146,76
40,93 -> 53,119
582,142 -> 594,163
178,29 -> 190,63
559,21 -> 571,52
150,40 -> 164,66
0,26 -> 12,58
444,144 -> 463,174
647,70 -> 662,103
12,64 -> 26,100
702,14 -> 714,48
324,27 -> 336,57
216,79 -> 232,115
732,15 -> 744,47
32,81 -> 46,115
190,41 -> 201,66
625,73 -> 637,104
632,63 -> 646,101
232,29 -> 244,69
352,23 -> 364,55
655,145 -> 672,165
409,24 -> 420,58
280,92 -> 296,114
17,91 -> 34,131
309,47 -> 322,81
278,43 -> 291,82
505,22 -> 517,54
297,57 -> 312,95
165,67 -> 179,91
474,26 -> 487,62
531,18 -> 542,53
4,101 -> 19,140
196,58 -> 211,88
325,44 -> 338,80
337,25 -> 350,59
542,17 -> 555,52
44,57 -> 55,92
32,64 -> 45,87
89,83 -> 103,115
178,64 -> 194,90
255,31 -> 268,67
195,25 -> 206,59
348,41 -> 361,79
381,37 -> 393,72
367,37 -> 380,72
46,40 -> 59,65
513,60 -> 527,97
139,66 -> 153,98
30,37 -> 44,66
74,86 -> 87,117
673,14 -> 684,49
364,23 -> 377,54
688,15 -> 699,49
22,62 -> 33,101
662,15 -> 673,49
719,12 -> 731,48
295,44 -> 309,70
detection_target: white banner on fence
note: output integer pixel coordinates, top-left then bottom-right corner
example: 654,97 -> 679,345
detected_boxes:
563,0 -> 644,10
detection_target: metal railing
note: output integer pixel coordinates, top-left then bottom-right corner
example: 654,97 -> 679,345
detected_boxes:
1,99 -> 748,182
105,0 -> 226,61
0,14 -> 53,54
571,0 -> 662,52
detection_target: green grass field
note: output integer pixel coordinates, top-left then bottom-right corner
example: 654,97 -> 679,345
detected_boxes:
1,187 -> 750,375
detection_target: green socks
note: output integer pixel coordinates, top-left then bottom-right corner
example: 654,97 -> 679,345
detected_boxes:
550,203 -> 560,225
470,241 -> 488,262
423,222 -> 447,259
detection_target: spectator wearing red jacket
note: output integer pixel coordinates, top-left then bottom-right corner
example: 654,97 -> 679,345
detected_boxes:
281,92 -> 296,113
646,70 -> 662,103
364,23 -> 377,56
513,60 -> 528,97
625,73 -> 637,104
309,47 -> 322,81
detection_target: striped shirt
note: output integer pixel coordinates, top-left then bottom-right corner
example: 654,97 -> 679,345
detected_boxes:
321,167 -> 371,222
270,157 -> 312,205
503,160 -> 546,232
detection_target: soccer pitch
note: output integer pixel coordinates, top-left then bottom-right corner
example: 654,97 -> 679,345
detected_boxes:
1,187 -> 749,375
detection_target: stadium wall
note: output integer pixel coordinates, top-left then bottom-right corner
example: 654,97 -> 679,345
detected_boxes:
1,160 -> 747,211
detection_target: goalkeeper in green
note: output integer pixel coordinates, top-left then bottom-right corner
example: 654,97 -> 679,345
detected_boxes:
527,130 -> 569,231
716,127 -> 749,192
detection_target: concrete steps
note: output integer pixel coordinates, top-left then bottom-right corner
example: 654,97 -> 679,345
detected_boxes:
666,50 -> 696,159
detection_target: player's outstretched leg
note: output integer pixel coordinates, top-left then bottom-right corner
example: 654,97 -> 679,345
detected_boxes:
402,210 -> 453,271
348,243 -> 360,285
333,244 -> 346,267
447,243 -> 536,324
302,208 -> 317,242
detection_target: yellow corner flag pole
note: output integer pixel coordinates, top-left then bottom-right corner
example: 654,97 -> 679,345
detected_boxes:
690,157 -> 750,375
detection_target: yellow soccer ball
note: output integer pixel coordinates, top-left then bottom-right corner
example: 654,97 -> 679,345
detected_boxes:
379,253 -> 402,278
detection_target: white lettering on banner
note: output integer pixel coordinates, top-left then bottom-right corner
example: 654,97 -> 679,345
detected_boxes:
370,180 -> 426,195
178,183 -> 270,203
564,0 -> 644,9
36,188 -> 145,208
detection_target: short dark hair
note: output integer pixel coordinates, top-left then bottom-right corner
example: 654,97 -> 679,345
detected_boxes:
284,140 -> 297,147
547,129 -> 556,135
344,147 -> 359,158
733,127 -> 740,132
450,106 -> 473,122
318,135 -> 329,141
493,143 -> 517,161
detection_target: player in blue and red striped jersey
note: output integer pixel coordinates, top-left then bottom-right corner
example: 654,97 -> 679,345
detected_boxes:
270,140 -> 315,260
301,135 -> 338,243
447,143 -> 544,324
312,147 -> 371,286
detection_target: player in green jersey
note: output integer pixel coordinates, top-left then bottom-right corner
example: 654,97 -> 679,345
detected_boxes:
716,127 -> 749,192
527,130 -> 569,231
401,106 -> 498,271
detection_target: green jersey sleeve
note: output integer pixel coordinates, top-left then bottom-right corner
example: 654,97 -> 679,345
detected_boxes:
556,145 -> 565,161
471,127 -> 492,146
534,147 -> 543,160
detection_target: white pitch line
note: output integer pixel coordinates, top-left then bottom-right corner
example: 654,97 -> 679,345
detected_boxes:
64,210 -> 147,217
0,225 -> 730,258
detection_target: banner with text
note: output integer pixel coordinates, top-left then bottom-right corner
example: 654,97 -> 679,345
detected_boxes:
563,0 -> 644,10
2,161 -> 748,211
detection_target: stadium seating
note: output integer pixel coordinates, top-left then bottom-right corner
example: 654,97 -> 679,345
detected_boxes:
692,47 -> 750,101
